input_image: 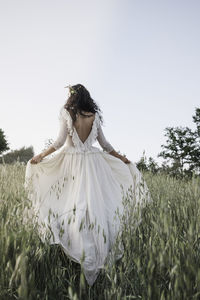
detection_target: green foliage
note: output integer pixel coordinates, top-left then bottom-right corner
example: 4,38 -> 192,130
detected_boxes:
158,108 -> 200,177
1,164 -> 200,299
158,126 -> 198,174
0,146 -> 34,164
137,153 -> 159,174
0,128 -> 9,154
192,107 -> 200,136
138,107 -> 200,178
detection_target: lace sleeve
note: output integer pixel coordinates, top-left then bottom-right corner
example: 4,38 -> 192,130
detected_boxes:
51,108 -> 68,150
97,124 -> 114,153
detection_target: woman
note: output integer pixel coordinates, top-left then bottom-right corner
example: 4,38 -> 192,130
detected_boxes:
25,84 -> 149,286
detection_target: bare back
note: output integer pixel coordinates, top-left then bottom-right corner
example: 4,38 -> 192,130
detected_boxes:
73,112 -> 95,143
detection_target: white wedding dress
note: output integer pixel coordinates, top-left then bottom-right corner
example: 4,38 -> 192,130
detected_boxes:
25,106 -> 150,286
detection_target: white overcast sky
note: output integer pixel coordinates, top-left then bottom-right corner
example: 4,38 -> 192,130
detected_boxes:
0,0 -> 200,162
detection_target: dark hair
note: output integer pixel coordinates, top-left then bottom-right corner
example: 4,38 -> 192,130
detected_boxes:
64,84 -> 102,123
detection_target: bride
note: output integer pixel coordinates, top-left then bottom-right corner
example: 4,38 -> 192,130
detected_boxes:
25,83 -> 149,286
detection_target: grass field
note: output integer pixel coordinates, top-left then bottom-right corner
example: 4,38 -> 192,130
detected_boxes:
0,163 -> 200,300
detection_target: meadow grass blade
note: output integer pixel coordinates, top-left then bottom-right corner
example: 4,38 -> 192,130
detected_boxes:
1,164 -> 200,299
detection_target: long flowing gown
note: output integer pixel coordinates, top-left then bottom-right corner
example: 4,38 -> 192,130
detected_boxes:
25,106 -> 150,286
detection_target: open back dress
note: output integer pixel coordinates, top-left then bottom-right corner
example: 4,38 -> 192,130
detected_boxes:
25,106 -> 150,286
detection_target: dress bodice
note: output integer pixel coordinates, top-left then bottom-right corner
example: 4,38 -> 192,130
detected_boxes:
52,107 -> 114,153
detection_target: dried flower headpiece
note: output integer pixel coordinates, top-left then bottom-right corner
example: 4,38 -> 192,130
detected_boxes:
64,84 -> 82,95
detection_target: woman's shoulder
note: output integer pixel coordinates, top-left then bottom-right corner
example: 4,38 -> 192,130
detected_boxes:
59,106 -> 70,120
58,106 -> 74,135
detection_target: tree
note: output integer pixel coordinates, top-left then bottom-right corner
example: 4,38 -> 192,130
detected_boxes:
159,127 -> 196,171
0,128 -> 9,154
0,146 -> 34,164
159,108 -> 200,176
193,107 -> 200,136
191,108 -> 200,173
137,152 -> 159,174
136,153 -> 149,172
136,108 -> 200,177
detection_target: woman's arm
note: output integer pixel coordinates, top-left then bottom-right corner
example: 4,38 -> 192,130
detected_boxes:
30,146 -> 56,164
109,150 -> 130,164
30,109 -> 68,164
97,124 -> 130,164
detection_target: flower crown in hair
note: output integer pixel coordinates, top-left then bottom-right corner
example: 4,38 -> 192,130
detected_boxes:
64,84 -> 82,95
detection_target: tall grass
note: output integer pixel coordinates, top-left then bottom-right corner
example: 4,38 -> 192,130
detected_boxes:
0,163 -> 200,299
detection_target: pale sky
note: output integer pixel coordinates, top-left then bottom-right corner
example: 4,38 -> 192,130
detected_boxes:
0,0 -> 200,163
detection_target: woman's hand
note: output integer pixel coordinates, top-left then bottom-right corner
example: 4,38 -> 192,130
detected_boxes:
109,150 -> 130,164
30,146 -> 56,164
30,154 -> 43,164
119,155 -> 131,164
